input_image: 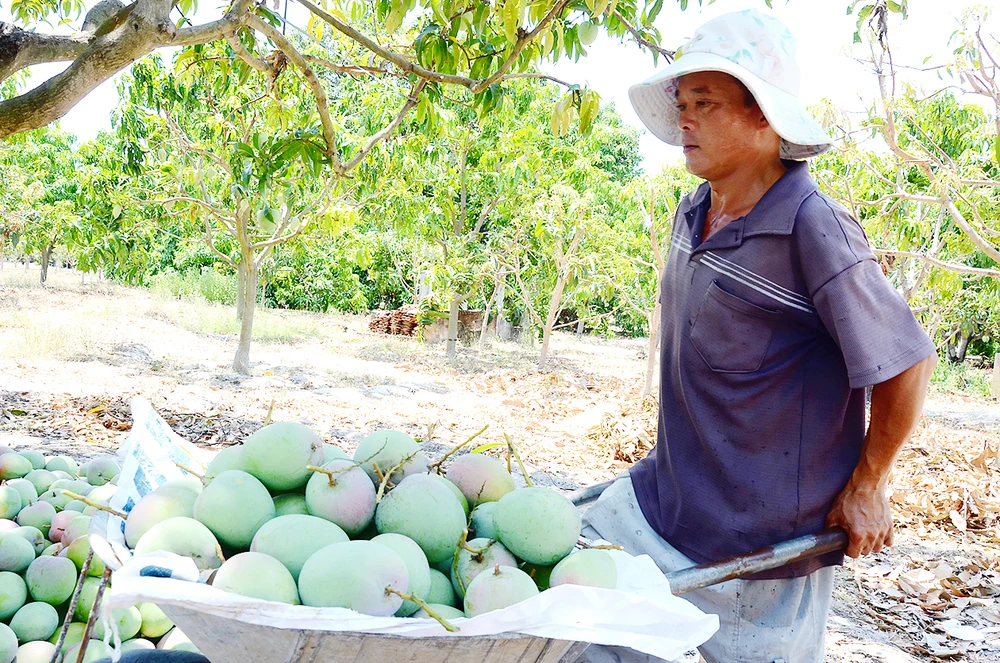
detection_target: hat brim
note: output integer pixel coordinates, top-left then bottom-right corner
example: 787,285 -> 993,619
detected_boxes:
628,52 -> 833,160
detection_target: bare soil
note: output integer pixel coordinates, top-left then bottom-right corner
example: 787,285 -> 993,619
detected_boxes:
2,265 -> 999,662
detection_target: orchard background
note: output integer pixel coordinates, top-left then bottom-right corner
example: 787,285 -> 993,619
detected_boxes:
2,0 -> 1000,659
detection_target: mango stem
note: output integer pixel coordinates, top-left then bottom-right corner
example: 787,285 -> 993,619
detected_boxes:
385,586 -> 459,632
427,424 -> 489,474
60,491 -> 127,520
577,538 -> 623,551
504,433 -> 533,487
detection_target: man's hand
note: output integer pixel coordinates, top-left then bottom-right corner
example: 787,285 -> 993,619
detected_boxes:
827,353 -> 936,558
826,478 -> 892,558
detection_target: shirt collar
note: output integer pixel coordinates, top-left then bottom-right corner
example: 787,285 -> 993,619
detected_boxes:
680,160 -> 818,238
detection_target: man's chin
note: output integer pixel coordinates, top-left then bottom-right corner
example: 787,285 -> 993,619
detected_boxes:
683,155 -> 709,178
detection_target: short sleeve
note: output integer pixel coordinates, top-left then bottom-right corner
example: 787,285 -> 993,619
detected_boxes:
812,260 -> 936,388
795,193 -> 935,389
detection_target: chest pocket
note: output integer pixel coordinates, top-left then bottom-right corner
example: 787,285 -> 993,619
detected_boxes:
690,280 -> 783,373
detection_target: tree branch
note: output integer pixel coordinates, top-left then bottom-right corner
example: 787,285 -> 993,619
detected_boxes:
471,197 -> 501,237
162,112 -> 234,177
140,195 -> 236,234
873,249 -> 1000,278
339,79 -> 427,173
248,14 -> 338,164
0,0 -> 250,138
202,216 -> 238,268
551,309 -> 617,331
302,55 -> 403,80
227,34 -> 273,74
942,198 -> 1000,264
856,191 -> 941,206
251,177 -> 337,254
473,0 -> 574,94
502,73 -> 576,88
611,9 -> 675,62
0,23 -> 91,84
293,0 -> 476,88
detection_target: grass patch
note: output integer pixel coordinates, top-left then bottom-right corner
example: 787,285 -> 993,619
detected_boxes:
150,299 -> 328,343
932,359 -> 994,399
0,269 -> 41,289
0,313 -> 98,360
150,269 -> 237,305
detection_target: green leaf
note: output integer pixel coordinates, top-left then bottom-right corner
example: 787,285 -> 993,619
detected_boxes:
430,0 -> 450,28
579,89 -> 600,137
471,441 -> 506,454
501,0 -> 523,44
646,0 -> 664,24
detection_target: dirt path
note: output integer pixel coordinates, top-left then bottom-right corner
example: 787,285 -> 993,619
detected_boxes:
2,267 -> 999,661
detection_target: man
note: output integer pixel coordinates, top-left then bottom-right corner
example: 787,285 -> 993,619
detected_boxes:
580,10 -> 936,663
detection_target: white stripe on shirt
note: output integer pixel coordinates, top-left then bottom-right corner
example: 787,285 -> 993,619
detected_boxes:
705,252 -> 814,307
671,235 -> 815,313
699,256 -> 817,314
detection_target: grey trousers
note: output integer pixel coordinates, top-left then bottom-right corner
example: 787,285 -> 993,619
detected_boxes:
578,477 -> 833,663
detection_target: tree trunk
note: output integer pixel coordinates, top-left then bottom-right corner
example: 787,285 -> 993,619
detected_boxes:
479,279 -> 502,346
539,272 -> 571,370
496,282 -> 511,341
953,334 -> 972,364
232,260 -> 257,374
446,296 -> 460,359
39,244 -> 52,284
643,302 -> 661,397
236,264 -> 247,320
575,318 -> 585,339
947,329 -> 972,364
992,353 -> 1000,399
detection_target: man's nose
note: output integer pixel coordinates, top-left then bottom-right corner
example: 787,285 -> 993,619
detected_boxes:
676,107 -> 695,132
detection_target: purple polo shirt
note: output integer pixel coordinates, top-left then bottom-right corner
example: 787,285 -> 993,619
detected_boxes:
630,160 -> 935,579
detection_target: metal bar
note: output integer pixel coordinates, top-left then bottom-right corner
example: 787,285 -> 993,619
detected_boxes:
569,479 -> 848,593
568,479 -> 613,506
665,529 -> 848,595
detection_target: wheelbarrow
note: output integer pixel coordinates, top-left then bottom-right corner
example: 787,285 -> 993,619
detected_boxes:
77,479 -> 847,663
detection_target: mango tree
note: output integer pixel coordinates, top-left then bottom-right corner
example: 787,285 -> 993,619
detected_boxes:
117,50 -> 351,373
0,127 -> 83,282
0,0 -> 689,141
495,183 -> 595,369
359,80 -> 561,357
815,5 -> 1000,359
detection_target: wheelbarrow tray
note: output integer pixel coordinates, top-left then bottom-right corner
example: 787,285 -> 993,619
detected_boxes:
159,603 -> 589,663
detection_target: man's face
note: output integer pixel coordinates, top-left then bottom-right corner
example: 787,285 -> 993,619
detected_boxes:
674,71 -> 779,180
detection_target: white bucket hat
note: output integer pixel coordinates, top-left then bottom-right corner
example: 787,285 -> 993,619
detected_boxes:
628,9 -> 832,160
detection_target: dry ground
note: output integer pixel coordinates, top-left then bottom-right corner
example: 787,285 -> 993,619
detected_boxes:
2,263 -> 1000,661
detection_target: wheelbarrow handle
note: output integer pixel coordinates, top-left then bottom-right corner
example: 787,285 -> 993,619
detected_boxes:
569,479 -> 848,593
665,529 -> 848,594
568,479 -> 615,506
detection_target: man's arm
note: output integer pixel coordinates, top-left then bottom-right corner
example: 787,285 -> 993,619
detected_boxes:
825,353 -> 937,558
